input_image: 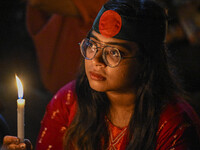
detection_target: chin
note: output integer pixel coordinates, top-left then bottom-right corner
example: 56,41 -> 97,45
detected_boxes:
88,80 -> 108,92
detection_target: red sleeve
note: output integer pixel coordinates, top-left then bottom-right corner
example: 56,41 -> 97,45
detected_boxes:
156,100 -> 200,150
35,81 -> 77,150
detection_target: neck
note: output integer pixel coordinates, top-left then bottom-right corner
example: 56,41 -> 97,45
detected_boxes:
106,90 -> 136,128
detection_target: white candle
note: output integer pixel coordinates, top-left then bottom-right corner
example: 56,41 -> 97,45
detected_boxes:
17,99 -> 25,142
16,75 -> 25,142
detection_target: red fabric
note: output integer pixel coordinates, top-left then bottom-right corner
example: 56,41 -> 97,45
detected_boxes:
36,81 -> 200,150
99,10 -> 122,38
106,117 -> 128,150
36,81 -> 77,150
156,98 -> 200,150
26,0 -> 107,94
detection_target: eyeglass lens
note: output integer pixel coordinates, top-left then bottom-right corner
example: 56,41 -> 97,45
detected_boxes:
80,38 -> 121,67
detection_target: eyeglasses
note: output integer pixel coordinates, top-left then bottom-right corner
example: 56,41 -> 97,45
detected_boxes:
79,38 -> 136,68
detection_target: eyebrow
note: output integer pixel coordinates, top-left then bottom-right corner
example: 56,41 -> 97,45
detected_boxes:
89,33 -> 134,51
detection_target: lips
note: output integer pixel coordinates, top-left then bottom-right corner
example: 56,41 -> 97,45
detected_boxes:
89,71 -> 106,81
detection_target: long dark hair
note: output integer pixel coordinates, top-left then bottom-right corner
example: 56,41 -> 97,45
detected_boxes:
64,0 -> 185,149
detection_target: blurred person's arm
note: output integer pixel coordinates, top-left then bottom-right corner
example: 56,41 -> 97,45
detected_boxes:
27,0 -> 80,16
26,0 -> 107,93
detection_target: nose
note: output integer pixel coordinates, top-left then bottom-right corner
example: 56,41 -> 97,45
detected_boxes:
91,48 -> 106,67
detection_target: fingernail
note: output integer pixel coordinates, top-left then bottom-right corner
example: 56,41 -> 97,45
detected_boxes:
20,144 -> 26,149
15,138 -> 20,144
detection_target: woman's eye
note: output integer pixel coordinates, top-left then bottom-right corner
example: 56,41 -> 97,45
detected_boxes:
87,42 -> 96,51
87,42 -> 93,47
109,49 -> 120,57
91,46 -> 97,51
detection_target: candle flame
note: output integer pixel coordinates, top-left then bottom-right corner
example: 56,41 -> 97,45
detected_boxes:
16,75 -> 23,99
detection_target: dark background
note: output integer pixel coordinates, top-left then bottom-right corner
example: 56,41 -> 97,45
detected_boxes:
0,0 -> 200,147
0,0 -> 52,146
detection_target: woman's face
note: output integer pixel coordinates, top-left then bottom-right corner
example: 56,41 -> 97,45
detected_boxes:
85,30 -> 140,93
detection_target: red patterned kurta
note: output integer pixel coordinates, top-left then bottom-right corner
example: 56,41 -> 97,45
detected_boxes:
35,81 -> 200,150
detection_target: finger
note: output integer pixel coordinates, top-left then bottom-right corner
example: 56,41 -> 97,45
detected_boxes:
6,143 -> 19,150
18,143 -> 26,150
6,143 -> 26,150
24,139 -> 33,150
3,136 -> 20,145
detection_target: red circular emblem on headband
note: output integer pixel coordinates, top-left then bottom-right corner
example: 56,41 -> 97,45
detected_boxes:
99,10 -> 122,38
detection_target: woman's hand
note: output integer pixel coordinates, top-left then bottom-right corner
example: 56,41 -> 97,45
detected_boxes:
1,136 -> 33,150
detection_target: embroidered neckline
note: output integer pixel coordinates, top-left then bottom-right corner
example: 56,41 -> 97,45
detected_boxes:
105,116 -> 128,130
105,116 -> 128,150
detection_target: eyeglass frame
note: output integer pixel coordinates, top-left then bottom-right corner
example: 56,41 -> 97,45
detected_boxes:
79,38 -> 137,68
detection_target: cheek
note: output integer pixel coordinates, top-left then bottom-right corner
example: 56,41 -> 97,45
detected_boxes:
85,60 -> 90,77
118,68 -> 134,83
108,62 -> 139,88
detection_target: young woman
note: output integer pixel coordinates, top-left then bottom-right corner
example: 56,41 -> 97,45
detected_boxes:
2,0 -> 200,149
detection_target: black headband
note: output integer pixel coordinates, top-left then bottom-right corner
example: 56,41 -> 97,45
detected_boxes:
92,5 -> 166,42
